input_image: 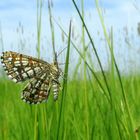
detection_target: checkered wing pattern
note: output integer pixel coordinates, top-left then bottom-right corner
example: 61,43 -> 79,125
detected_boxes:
1,51 -> 61,104
21,72 -> 51,104
1,51 -> 50,83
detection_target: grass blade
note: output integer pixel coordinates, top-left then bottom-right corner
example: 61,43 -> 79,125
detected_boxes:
53,17 -> 111,104
71,0 -> 112,105
56,20 -> 71,140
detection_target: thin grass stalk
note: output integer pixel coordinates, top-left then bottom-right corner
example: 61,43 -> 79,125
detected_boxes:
87,69 -> 110,139
48,0 -> 56,59
81,0 -> 89,139
95,0 -> 127,109
110,27 -> 115,79
48,1 -> 60,139
72,43 -> 90,79
56,20 -> 71,140
41,105 -> 47,139
34,0 -> 43,140
34,107 -> 38,140
95,0 -> 136,139
111,28 -> 125,139
72,56 -> 82,78
93,1 -> 124,139
0,22 -> 4,52
72,0 -> 113,106
36,0 -> 43,58
109,28 -> 123,139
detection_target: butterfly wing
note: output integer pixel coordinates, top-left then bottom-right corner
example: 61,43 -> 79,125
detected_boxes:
1,51 -> 61,104
21,72 -> 52,104
1,51 -> 51,82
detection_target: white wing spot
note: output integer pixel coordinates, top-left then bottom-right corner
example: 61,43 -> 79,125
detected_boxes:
22,61 -> 28,65
25,67 -> 31,71
8,75 -> 12,79
8,58 -> 12,61
27,70 -> 34,76
15,71 -> 19,75
13,79 -> 17,82
13,67 -> 18,71
22,73 -> 27,78
32,89 -> 36,94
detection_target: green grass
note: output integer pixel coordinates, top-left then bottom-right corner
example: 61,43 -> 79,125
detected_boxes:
0,75 -> 140,140
0,0 -> 140,139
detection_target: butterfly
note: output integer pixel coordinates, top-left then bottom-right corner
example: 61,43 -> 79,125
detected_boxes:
1,51 -> 61,104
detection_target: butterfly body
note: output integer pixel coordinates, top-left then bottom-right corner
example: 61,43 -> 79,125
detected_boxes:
1,51 -> 61,104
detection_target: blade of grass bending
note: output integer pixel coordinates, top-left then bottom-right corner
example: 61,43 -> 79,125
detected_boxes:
72,0 -> 112,105
53,17 -> 111,105
95,0 -> 135,138
71,1 -> 127,139
56,20 -> 71,140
